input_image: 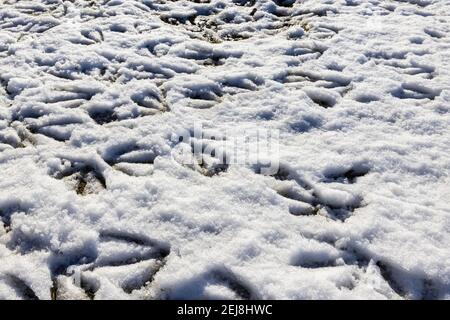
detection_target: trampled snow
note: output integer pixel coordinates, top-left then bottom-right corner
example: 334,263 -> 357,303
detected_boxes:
0,0 -> 449,300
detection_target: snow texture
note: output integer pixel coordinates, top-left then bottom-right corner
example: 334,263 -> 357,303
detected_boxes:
0,0 -> 450,300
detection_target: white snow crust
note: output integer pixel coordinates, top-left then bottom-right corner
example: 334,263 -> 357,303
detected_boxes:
0,0 -> 449,300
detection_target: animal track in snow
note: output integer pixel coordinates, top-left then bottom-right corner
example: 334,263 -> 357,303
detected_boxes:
217,72 -> 264,95
162,266 -> 258,300
282,68 -> 352,91
1,274 -> 39,300
52,230 -> 170,300
280,68 -> 352,108
391,81 -> 442,100
255,163 -> 363,220
381,59 -> 436,79
52,160 -> 106,196
0,9 -> 59,33
172,128 -> 229,177
181,138 -> 229,176
87,108 -> 118,125
164,76 -> 224,109
131,87 -> 168,114
101,140 -> 162,176
322,162 -> 371,185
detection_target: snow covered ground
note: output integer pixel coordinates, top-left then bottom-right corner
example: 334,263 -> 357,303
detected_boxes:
0,0 -> 449,300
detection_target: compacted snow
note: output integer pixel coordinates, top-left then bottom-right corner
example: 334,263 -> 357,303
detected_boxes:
0,0 -> 449,300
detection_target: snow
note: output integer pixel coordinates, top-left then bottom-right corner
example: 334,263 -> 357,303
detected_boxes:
0,0 -> 449,300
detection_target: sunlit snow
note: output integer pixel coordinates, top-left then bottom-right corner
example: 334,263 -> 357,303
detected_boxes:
0,0 -> 449,300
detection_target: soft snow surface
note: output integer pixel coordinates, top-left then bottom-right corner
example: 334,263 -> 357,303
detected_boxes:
0,0 -> 450,300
